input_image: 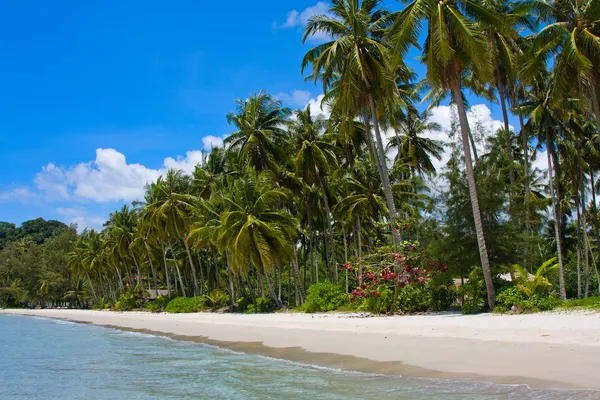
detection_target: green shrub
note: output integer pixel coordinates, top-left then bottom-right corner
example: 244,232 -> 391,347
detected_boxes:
246,297 -> 270,314
114,292 -> 137,311
147,295 -> 170,312
302,282 -> 348,313
363,286 -> 394,315
428,279 -> 456,311
559,296 -> 600,309
91,296 -> 111,310
396,285 -> 429,313
165,296 -> 206,313
496,286 -> 560,312
205,289 -> 229,310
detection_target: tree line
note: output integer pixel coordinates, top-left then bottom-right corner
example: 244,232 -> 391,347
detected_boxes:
2,0 -> 600,311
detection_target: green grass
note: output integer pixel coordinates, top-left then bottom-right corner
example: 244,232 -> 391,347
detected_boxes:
558,297 -> 600,310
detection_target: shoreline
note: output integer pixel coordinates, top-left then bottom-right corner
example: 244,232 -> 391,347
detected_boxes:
2,309 -> 600,390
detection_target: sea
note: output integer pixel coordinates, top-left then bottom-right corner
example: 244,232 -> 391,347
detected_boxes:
0,314 -> 598,400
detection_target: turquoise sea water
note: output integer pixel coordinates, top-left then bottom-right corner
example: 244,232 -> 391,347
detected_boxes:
0,315 -> 598,400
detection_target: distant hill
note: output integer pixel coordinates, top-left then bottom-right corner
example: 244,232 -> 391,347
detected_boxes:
0,218 -> 70,250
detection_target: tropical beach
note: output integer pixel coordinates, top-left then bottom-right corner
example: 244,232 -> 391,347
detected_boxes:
3,308 -> 600,392
3,0 -> 600,398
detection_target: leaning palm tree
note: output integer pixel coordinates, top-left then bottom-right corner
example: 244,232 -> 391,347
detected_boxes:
217,172 -> 298,308
224,91 -> 291,172
302,0 -> 401,248
390,0 -> 501,309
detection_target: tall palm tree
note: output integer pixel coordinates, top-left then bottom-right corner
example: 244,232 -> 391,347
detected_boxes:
224,91 -> 291,172
302,0 -> 401,248
533,0 -> 600,131
290,105 -> 339,282
390,0 -> 501,309
218,172 -> 298,308
145,170 -> 199,296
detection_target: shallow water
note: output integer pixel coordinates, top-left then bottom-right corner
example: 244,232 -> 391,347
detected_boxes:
0,315 -> 598,400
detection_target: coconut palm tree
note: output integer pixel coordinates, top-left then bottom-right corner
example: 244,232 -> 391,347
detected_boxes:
145,170 -> 199,296
290,105 -> 339,282
224,91 -> 291,173
302,0 -> 401,248
386,107 -> 443,177
532,0 -> 600,130
218,172 -> 298,308
390,0 -> 503,309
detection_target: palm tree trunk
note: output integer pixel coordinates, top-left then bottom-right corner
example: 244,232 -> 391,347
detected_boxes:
160,242 -> 171,297
546,137 -> 567,300
589,170 -> 600,296
367,93 -> 400,250
113,265 -> 124,291
169,240 -> 186,297
85,271 -> 98,302
292,243 -> 305,303
225,250 -> 235,307
343,227 -> 349,293
212,247 -> 220,289
197,253 -> 205,295
317,174 -> 337,283
452,81 -> 495,309
576,196 -> 583,299
519,112 -> 531,231
499,83 -> 516,202
182,236 -> 199,297
577,142 -> 590,298
146,249 -> 158,292
256,268 -> 266,301
356,216 -> 362,283
265,267 -> 284,308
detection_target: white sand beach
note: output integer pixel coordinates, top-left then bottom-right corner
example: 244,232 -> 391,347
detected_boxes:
3,309 -> 600,390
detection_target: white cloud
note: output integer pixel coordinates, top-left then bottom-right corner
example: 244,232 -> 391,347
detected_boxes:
0,187 -> 36,203
163,150 -> 205,172
275,90 -> 313,107
201,135 -> 227,150
56,207 -> 106,231
34,147 -> 211,203
276,2 -> 331,40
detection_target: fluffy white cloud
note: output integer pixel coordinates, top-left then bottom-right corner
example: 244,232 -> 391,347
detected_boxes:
34,147 -> 211,203
277,2 -> 331,40
274,90 -> 313,107
56,207 -> 106,231
202,135 -> 226,149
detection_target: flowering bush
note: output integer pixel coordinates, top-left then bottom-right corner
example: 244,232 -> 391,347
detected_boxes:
350,241 -> 452,314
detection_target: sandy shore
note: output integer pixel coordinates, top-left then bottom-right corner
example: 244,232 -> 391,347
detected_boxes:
3,308 -> 600,390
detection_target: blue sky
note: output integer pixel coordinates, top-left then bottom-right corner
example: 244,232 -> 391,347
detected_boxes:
0,1 -> 518,229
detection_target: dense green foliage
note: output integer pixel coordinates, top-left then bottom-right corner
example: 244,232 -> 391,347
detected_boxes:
3,0 -> 600,315
302,282 -> 348,313
165,297 -> 207,314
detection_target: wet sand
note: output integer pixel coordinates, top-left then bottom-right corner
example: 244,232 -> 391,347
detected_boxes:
3,309 -> 600,390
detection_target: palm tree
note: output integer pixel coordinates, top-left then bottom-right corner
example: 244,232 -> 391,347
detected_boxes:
290,105 -> 339,282
104,205 -> 143,285
302,0 -> 401,248
224,91 -> 291,173
390,0 -> 500,308
533,0 -> 600,131
218,172 -> 298,308
145,170 -> 199,296
386,107 -> 443,177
